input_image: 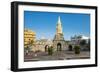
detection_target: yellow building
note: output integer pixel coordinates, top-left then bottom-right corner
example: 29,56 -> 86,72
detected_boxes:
24,29 -> 36,48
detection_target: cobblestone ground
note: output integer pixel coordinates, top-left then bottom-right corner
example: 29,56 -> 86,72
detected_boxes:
24,50 -> 90,62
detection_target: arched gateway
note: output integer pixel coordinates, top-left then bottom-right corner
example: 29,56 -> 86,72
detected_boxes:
53,16 -> 67,51
45,45 -> 49,52
57,43 -> 62,51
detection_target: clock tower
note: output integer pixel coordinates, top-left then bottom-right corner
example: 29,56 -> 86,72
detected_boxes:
53,16 -> 66,51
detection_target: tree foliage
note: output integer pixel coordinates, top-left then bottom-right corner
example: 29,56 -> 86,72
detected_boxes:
80,40 -> 87,46
74,45 -> 80,54
48,46 -> 53,55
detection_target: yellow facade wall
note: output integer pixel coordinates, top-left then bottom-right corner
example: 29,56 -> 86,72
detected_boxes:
24,29 -> 36,48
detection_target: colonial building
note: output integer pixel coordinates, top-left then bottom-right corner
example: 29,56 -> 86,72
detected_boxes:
53,16 -> 68,51
32,39 -> 53,52
25,16 -> 68,52
70,35 -> 89,45
70,35 -> 90,50
24,29 -> 36,48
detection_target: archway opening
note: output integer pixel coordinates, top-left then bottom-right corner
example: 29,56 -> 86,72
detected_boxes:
57,43 -> 62,51
45,45 -> 49,52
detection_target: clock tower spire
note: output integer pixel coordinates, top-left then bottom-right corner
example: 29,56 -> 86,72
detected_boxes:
56,16 -> 63,34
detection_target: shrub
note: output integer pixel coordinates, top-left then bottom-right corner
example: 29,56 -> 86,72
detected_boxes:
74,45 -> 80,54
48,47 -> 53,55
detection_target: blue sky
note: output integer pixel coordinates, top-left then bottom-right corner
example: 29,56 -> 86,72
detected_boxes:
24,11 -> 90,40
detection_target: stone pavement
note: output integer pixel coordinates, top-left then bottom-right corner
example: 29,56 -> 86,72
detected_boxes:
24,51 -> 90,62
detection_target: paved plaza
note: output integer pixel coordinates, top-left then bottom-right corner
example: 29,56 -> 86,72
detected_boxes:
24,50 -> 90,62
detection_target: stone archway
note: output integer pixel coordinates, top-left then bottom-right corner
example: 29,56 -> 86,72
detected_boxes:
57,43 -> 62,51
45,45 -> 49,52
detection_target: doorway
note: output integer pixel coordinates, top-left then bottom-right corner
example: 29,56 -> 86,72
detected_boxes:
57,43 -> 62,51
45,45 -> 49,52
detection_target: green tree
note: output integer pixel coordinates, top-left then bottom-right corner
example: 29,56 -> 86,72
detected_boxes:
74,45 -> 80,54
48,46 -> 53,55
80,40 -> 87,46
